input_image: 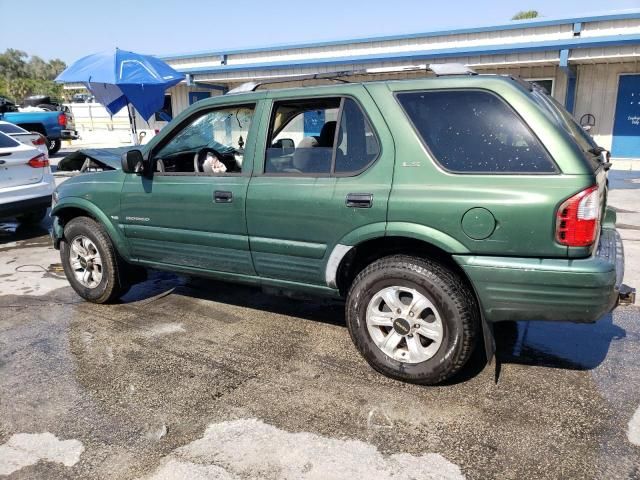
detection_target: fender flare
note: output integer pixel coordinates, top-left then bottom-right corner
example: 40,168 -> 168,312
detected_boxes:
51,197 -> 130,257
326,222 -> 470,288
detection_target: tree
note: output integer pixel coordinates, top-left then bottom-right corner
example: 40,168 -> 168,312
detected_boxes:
512,10 -> 539,20
0,49 -> 67,102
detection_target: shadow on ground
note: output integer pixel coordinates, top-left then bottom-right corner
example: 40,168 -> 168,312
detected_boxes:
119,270 -> 627,385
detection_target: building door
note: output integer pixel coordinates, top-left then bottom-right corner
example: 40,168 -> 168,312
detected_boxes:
612,74 -> 640,158
188,91 -> 210,105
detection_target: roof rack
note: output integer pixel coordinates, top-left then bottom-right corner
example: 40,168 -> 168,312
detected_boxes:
226,63 -> 477,94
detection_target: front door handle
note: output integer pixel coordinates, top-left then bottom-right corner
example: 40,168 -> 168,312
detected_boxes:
214,190 -> 233,203
346,193 -> 373,208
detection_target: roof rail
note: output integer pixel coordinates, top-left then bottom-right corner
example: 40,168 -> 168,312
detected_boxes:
226,63 -> 477,94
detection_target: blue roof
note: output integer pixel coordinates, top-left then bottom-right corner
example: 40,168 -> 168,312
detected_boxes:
158,9 -> 640,61
173,33 -> 640,76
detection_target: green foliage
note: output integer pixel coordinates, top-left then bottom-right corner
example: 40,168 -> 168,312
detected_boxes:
512,10 -> 539,20
0,49 -> 67,103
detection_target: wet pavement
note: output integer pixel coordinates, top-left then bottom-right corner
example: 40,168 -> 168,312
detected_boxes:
1,180 -> 640,478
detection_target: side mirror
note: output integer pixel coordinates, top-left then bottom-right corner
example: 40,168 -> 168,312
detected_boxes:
121,149 -> 146,174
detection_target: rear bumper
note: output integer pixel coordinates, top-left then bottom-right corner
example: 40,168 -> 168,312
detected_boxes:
454,227 -> 626,323
0,195 -> 51,219
0,178 -> 54,219
60,129 -> 78,140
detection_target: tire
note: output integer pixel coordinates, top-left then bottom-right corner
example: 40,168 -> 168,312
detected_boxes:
346,255 -> 479,385
60,217 -> 130,303
48,138 -> 61,155
17,208 -> 48,225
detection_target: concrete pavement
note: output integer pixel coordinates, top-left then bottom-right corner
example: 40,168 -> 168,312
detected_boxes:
0,166 -> 639,479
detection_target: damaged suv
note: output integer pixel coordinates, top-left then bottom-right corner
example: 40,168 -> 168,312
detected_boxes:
51,67 -> 633,384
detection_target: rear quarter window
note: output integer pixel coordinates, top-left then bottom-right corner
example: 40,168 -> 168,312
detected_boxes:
0,132 -> 20,148
0,122 -> 26,134
397,90 -> 557,174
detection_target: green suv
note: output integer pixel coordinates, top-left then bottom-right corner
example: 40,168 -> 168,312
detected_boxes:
51,72 -> 632,384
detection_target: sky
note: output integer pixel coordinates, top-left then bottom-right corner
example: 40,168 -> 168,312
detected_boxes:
1,0 -> 639,63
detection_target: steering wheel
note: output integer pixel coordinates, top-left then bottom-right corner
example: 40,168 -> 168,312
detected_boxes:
193,148 -> 227,173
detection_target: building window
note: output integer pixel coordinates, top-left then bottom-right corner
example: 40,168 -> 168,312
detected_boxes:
527,79 -> 554,96
155,95 -> 173,122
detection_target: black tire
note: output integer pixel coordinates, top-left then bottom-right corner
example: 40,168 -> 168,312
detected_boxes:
60,217 -> 130,303
48,138 -> 61,155
346,255 -> 479,385
17,208 -> 48,225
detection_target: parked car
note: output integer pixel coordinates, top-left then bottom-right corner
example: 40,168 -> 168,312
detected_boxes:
0,120 -> 49,157
0,96 -> 78,155
0,131 -> 54,224
50,70 -> 633,385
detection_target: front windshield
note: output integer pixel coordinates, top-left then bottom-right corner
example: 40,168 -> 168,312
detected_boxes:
157,106 -> 254,158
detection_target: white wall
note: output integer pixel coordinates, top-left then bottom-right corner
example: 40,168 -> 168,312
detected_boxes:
574,61 -> 640,151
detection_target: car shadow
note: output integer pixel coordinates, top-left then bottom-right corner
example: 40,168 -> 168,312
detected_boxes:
0,212 -> 52,244
121,271 -> 627,382
494,314 -> 626,370
121,270 -> 346,327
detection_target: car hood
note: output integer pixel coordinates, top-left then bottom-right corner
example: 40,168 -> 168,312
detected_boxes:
57,146 -> 136,171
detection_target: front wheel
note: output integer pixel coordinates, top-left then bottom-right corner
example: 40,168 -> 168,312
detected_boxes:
60,217 -> 130,303
346,255 -> 479,385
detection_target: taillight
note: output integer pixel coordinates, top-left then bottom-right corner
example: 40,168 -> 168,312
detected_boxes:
58,113 -> 67,127
27,153 -> 49,168
31,134 -> 46,146
556,186 -> 600,247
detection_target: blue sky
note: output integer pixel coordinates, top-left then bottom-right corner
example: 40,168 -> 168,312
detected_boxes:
1,0 -> 639,62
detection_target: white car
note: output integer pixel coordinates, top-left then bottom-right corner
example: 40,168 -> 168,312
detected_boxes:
0,120 -> 49,157
0,131 -> 54,224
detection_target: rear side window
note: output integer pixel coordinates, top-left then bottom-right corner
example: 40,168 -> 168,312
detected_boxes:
0,132 -> 20,148
0,123 -> 26,134
397,90 -> 557,173
265,97 -> 380,175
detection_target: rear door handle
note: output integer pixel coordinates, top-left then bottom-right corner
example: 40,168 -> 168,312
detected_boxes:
214,190 -> 233,203
346,193 -> 373,208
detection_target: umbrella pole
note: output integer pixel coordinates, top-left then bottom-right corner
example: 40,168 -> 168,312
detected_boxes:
127,104 -> 139,145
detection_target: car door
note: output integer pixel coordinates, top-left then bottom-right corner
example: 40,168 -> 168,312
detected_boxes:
246,86 -> 395,287
119,99 -> 263,276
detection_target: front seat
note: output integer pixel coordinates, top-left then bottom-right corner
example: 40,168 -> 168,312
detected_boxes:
318,121 -> 337,147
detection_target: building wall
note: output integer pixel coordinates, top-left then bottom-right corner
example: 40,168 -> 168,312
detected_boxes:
574,61 -> 640,150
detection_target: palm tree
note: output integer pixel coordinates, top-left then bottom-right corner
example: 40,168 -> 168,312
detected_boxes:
512,10 -> 539,20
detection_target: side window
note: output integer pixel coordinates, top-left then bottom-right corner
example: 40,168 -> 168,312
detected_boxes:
335,98 -> 380,173
265,97 -> 380,175
154,104 -> 255,175
266,98 -> 340,174
397,90 -> 557,173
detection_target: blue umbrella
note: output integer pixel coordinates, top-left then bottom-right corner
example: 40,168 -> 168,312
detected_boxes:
56,48 -> 184,121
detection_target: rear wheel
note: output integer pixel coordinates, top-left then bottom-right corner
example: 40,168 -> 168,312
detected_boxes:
17,208 -> 48,225
47,138 -> 61,155
60,217 -> 130,303
346,255 -> 479,385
